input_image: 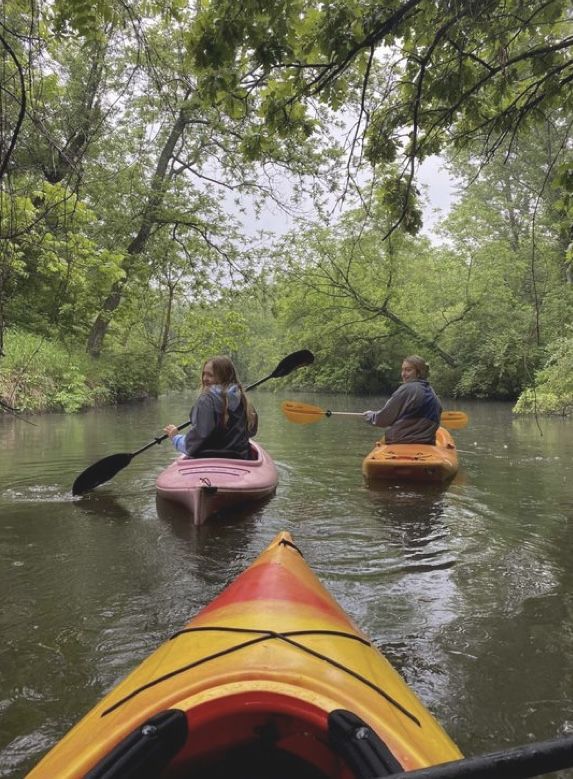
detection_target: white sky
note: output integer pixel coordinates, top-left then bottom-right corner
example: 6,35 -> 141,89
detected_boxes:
235,155 -> 458,243
417,155 -> 459,238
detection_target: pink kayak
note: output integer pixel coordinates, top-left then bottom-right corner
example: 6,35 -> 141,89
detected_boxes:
155,441 -> 278,525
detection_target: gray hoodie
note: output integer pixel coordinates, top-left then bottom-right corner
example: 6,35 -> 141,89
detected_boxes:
369,379 -> 442,444
172,384 -> 258,459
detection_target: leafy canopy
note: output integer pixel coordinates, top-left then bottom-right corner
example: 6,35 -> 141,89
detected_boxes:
186,0 -> 572,172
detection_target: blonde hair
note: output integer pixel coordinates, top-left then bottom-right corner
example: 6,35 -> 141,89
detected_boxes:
404,355 -> 430,379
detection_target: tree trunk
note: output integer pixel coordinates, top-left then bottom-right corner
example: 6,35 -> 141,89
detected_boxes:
39,42 -> 108,185
86,107 -> 189,357
156,282 -> 175,375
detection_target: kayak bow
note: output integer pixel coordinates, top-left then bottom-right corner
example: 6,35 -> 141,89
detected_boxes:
28,531 -> 462,778
155,441 -> 279,524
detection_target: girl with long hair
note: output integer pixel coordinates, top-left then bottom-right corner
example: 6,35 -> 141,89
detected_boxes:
164,356 -> 258,459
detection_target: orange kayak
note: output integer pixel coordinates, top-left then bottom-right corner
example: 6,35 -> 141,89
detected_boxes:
28,531 -> 462,778
362,427 -> 459,484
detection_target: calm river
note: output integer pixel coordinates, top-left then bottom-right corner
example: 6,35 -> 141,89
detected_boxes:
1,390 -> 572,777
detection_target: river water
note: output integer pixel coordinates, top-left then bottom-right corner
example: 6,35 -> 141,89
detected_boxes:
0,390 -> 572,777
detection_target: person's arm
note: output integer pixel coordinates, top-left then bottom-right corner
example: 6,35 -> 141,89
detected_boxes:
365,384 -> 413,428
171,434 -> 187,453
163,426 -> 187,453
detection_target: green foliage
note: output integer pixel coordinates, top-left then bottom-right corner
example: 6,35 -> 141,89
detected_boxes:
186,0 -> 572,191
453,327 -> 537,399
2,0 -> 571,417
0,330 -> 108,413
95,353 -> 158,403
1,181 -> 125,342
375,177 -> 422,236
49,0 -> 185,39
364,113 -> 397,165
253,116 -> 573,401
513,332 -> 573,415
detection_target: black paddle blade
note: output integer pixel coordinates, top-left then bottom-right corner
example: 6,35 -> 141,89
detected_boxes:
72,453 -> 134,496
271,349 -> 314,378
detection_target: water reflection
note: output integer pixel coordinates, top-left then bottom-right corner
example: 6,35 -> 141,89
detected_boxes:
154,493 -> 275,597
1,395 -> 573,777
155,493 -> 275,544
73,493 -> 134,522
368,485 -> 450,563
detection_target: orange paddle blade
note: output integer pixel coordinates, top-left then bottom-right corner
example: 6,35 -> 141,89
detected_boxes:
281,401 -> 326,424
440,411 -> 468,430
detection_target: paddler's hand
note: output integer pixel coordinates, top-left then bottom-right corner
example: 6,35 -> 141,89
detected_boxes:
163,424 -> 178,438
363,410 -> 376,424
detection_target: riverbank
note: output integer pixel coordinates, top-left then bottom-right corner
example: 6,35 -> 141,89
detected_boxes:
1,329 -> 570,416
0,330 -> 156,414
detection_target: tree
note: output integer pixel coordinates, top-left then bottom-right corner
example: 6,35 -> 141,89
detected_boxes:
186,0 -> 572,227
0,2 -> 324,363
438,116 -> 573,395
267,194 -> 471,393
513,329 -> 573,415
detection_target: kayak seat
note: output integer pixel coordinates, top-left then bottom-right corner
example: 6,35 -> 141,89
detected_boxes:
196,449 -> 244,460
85,709 -> 187,778
159,693 -> 357,779
84,703 -> 402,779
195,447 -> 260,461
189,737 -> 331,779
328,710 -> 403,777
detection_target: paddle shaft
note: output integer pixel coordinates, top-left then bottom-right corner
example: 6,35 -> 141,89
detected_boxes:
281,401 -> 468,430
132,370 -> 292,457
72,350 -> 314,494
131,419 -> 192,457
386,733 -> 573,779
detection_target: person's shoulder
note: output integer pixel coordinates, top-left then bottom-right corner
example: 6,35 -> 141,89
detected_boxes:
196,391 -> 217,409
393,380 -> 424,399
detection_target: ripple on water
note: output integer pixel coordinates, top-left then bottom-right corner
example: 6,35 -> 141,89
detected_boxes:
2,396 -> 573,776
3,485 -> 75,503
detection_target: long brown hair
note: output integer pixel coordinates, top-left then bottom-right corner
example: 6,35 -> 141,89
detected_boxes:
201,356 -> 255,427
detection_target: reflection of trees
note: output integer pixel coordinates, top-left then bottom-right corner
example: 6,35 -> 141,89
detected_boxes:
365,485 -> 463,721
155,493 -> 268,555
75,493 -> 133,521
437,428 -> 573,756
368,485 -> 449,555
441,567 -> 573,756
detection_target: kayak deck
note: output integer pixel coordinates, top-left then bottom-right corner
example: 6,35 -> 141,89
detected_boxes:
362,427 -> 459,484
155,441 -> 278,524
29,532 -> 462,778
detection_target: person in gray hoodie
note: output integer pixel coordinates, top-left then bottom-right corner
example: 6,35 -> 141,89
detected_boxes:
163,356 -> 258,459
363,355 -> 442,444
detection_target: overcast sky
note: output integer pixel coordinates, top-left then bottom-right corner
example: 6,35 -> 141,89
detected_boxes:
237,155 -> 459,243
417,155 -> 459,238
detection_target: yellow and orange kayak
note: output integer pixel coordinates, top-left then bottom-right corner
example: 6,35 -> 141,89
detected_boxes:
362,427 -> 459,485
28,532 -> 462,778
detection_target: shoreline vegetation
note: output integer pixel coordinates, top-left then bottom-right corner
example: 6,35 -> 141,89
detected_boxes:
1,2 -> 571,424
1,330 -> 571,418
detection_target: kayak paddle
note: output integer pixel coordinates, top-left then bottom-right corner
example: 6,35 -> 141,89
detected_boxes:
72,350 -> 314,496
281,401 -> 468,430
